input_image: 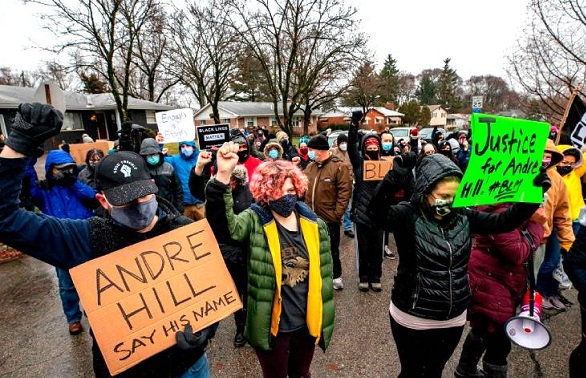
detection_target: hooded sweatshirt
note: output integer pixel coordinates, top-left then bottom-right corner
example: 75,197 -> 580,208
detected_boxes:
165,140 -> 201,205
557,144 -> 586,221
542,139 -> 574,250
25,150 -> 96,219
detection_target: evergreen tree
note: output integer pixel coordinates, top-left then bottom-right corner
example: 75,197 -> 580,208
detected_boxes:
379,54 -> 400,106
436,58 -> 462,111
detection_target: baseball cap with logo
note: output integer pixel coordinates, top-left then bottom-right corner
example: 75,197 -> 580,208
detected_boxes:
95,151 -> 158,206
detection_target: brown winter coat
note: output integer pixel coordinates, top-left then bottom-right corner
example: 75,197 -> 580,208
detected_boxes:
304,155 -> 352,224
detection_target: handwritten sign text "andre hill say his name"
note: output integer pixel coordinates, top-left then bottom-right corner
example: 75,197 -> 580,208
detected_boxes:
70,220 -> 242,376
453,114 -> 549,207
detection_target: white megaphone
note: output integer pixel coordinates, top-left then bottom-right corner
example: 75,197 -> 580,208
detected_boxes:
505,290 -> 551,350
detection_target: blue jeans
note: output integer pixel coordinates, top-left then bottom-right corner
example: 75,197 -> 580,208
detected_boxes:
55,267 -> 82,324
343,202 -> 352,232
175,354 -> 210,378
537,229 -> 560,297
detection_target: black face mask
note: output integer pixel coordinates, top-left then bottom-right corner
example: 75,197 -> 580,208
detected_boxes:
53,172 -> 77,186
439,150 -> 452,157
237,150 -> 249,163
557,165 -> 573,176
364,150 -> 379,160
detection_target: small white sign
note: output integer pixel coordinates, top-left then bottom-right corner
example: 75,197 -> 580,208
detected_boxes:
155,108 -> 195,144
472,96 -> 483,110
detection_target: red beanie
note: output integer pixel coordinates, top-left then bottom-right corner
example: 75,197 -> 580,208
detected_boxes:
410,128 -> 419,137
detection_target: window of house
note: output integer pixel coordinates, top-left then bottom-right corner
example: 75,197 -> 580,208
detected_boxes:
364,117 -> 371,124
271,118 -> 279,126
386,118 -> 397,125
61,113 -> 84,131
146,110 -> 156,124
222,118 -> 230,124
433,112 -> 437,118
246,117 -> 256,127
441,113 -> 445,118
375,117 -> 382,125
292,117 -> 301,127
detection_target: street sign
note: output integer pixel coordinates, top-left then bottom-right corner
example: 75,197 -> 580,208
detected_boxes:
472,96 -> 483,113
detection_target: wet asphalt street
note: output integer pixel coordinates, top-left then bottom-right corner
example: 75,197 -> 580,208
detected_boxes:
0,231 -> 581,378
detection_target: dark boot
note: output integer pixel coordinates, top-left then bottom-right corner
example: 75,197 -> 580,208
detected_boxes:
482,362 -> 507,378
233,309 -> 246,348
454,332 -> 487,378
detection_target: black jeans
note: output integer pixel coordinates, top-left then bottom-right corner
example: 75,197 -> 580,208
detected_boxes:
327,222 -> 342,279
356,223 -> 383,283
563,226 -> 586,378
389,313 -> 464,378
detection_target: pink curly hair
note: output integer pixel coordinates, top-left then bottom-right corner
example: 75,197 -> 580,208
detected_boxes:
249,160 -> 308,204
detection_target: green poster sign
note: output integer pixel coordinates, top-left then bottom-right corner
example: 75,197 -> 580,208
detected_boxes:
453,113 -> 549,207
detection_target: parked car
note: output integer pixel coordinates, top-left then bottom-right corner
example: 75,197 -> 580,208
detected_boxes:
389,127 -> 417,142
327,130 -> 348,146
419,127 -> 447,143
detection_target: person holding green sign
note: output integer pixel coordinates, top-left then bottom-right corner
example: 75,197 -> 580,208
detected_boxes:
368,152 -> 551,378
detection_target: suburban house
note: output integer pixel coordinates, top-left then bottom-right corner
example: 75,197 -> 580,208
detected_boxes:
446,113 -> 470,130
193,101 -> 321,136
319,106 -> 404,133
0,85 -> 174,148
426,105 -> 448,127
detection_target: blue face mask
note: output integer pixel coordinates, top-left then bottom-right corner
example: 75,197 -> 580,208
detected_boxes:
308,151 -> 316,161
382,142 -> 393,152
268,150 -> 279,159
146,155 -> 160,165
110,196 -> 158,230
181,147 -> 194,157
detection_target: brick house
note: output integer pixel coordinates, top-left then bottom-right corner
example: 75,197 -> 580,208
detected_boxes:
193,101 -> 321,136
0,85 -> 173,147
319,106 -> 404,133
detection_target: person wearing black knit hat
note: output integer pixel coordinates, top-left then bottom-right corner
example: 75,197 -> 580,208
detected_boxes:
305,133 -> 352,290
330,133 -> 354,239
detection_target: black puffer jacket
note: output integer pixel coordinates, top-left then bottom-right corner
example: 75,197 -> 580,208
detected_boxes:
369,154 -> 540,320
347,126 -> 382,226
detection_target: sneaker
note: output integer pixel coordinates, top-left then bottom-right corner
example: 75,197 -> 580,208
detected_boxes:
333,277 -> 344,290
370,282 -> 382,292
548,296 -> 567,311
344,230 -> 355,238
358,282 -> 369,292
384,246 -> 396,259
553,266 -> 572,290
68,321 -> 83,335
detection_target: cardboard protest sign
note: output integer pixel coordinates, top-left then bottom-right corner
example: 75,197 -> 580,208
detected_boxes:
196,123 -> 230,150
69,220 -> 242,376
453,113 -> 549,207
363,160 -> 393,181
155,108 -> 195,144
67,141 -> 110,165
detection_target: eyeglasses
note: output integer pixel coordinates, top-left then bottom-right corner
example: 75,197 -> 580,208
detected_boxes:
424,150 -> 435,155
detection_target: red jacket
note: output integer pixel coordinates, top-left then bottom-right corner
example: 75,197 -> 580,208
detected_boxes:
468,204 -> 545,329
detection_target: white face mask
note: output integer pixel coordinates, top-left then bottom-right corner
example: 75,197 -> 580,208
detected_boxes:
339,143 -> 347,152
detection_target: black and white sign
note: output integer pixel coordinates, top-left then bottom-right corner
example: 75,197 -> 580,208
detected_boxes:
196,123 -> 230,149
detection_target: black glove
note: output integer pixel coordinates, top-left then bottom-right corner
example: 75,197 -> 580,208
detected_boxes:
393,152 -> 417,176
351,111 -> 363,126
561,247 -> 568,256
533,167 -> 551,193
175,324 -> 215,352
5,102 -> 63,156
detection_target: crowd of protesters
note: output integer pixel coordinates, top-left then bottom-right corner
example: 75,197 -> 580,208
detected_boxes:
2,103 -> 586,378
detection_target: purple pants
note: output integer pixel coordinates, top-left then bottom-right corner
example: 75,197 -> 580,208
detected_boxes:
255,327 -> 316,378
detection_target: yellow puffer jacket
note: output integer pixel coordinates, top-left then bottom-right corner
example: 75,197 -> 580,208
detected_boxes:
557,144 -> 586,221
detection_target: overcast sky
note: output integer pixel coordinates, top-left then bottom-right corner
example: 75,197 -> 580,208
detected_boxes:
1,0 -> 530,81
